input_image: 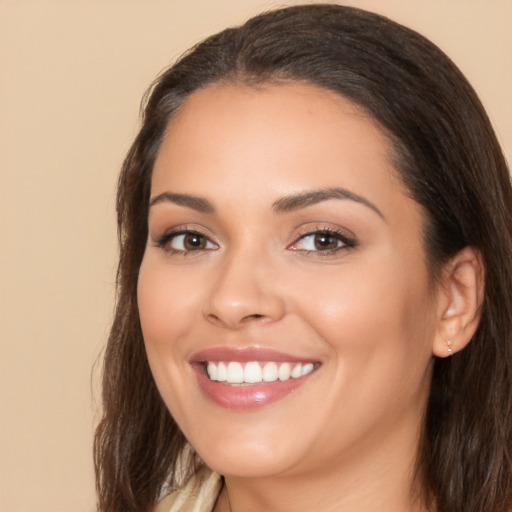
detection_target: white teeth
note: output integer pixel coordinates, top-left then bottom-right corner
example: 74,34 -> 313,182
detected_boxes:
262,362 -> 278,382
217,362 -> 227,382
291,363 -> 302,378
244,362 -> 263,383
226,362 -> 244,383
206,361 -> 316,384
207,362 -> 218,381
278,362 -> 291,381
302,363 -> 314,376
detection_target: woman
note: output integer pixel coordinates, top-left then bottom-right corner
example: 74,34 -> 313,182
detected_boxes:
94,4 -> 512,512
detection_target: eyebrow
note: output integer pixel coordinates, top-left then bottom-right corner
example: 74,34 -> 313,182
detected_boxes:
149,186 -> 384,219
149,192 -> 215,214
272,187 -> 384,218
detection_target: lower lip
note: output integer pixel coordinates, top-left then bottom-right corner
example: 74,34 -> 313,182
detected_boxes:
193,366 -> 316,409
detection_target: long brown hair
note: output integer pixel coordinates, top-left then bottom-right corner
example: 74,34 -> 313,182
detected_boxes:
94,5 -> 512,511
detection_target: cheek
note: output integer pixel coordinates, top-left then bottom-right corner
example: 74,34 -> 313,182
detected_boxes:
137,255 -> 203,350
301,261 -> 435,436
137,256 -> 204,421
291,254 -> 435,377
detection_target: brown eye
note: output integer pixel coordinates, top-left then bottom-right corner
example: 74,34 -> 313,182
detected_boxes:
182,233 -> 207,250
159,231 -> 218,253
313,233 -> 339,251
288,229 -> 356,255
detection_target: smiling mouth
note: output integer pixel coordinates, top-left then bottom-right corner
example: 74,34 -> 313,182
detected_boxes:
205,361 -> 317,385
191,348 -> 321,408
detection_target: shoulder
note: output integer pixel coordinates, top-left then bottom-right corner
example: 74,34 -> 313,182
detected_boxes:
153,466 -> 222,512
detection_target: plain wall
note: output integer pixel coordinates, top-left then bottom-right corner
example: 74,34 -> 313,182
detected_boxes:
1,1 -> 510,511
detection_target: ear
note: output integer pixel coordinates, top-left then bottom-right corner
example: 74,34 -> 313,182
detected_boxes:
432,246 -> 485,358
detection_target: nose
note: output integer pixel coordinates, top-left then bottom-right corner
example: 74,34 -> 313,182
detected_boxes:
203,249 -> 286,329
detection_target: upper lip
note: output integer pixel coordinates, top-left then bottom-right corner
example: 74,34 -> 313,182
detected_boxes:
190,346 -> 319,364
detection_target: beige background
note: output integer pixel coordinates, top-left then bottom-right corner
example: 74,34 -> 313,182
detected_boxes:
1,1 -> 510,511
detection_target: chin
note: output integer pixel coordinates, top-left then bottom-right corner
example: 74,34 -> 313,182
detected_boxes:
193,431 -> 305,479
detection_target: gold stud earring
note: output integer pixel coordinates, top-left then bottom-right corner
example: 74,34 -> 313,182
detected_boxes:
447,340 -> 453,356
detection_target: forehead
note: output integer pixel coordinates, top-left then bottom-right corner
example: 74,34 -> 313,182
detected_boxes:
152,83 -> 401,198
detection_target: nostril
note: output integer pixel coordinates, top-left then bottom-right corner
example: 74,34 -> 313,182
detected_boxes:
242,313 -> 265,322
204,292 -> 286,328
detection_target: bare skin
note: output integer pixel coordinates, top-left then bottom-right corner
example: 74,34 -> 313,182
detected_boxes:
141,83 -> 484,512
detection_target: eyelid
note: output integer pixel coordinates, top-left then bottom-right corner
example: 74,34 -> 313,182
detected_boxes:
287,225 -> 357,254
153,225 -> 219,253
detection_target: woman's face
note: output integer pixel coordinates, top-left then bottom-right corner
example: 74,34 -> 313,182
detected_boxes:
138,83 -> 439,480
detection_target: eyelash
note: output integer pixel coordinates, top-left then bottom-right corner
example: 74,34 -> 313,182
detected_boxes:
154,228 -> 218,255
288,227 -> 356,255
154,226 -> 356,256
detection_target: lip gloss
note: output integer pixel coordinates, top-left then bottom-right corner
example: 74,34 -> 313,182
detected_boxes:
190,347 -> 319,409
